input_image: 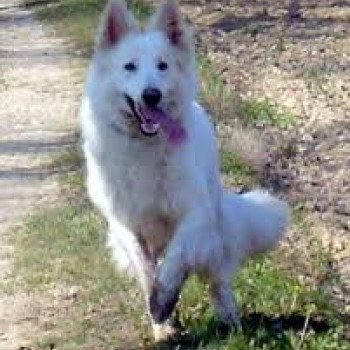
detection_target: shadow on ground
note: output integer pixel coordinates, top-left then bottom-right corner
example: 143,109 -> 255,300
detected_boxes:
0,133 -> 79,180
208,7 -> 350,39
137,311 -> 331,350
0,134 -> 76,154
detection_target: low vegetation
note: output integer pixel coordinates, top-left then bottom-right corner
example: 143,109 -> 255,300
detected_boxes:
198,54 -> 297,128
8,194 -> 347,349
24,0 -> 152,52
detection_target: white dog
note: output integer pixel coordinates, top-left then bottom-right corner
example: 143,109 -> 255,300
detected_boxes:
80,0 -> 289,341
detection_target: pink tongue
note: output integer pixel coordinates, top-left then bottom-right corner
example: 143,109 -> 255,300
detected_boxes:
140,106 -> 186,145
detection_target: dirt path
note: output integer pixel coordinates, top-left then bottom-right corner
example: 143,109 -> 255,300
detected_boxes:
183,0 -> 350,313
0,1 -> 84,348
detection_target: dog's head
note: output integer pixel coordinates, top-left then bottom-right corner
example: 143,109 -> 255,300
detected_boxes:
88,0 -> 196,139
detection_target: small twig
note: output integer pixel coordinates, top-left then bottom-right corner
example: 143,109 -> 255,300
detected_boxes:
298,312 -> 310,350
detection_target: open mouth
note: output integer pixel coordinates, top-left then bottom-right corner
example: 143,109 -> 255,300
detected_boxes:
124,94 -> 160,136
123,94 -> 187,145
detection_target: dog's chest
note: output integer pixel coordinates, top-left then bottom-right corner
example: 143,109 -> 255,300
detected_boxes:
96,140 -> 190,230
137,213 -> 177,256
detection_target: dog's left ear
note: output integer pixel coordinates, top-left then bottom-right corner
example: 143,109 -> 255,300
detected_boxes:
150,0 -> 191,51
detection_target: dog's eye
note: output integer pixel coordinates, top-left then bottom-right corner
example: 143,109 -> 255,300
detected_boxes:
157,61 -> 168,71
124,62 -> 137,71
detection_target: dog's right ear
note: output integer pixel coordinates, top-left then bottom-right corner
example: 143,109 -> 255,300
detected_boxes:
97,0 -> 138,49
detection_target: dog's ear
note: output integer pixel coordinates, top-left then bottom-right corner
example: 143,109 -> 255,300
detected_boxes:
150,0 -> 191,51
97,0 -> 138,49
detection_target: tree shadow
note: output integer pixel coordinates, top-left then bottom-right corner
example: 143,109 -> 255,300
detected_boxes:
211,12 -> 277,33
205,4 -> 350,40
243,311 -> 330,333
0,164 -> 75,180
0,46 -> 84,61
22,0 -> 58,8
0,0 -> 57,11
317,0 -> 350,8
0,8 -> 32,24
0,133 -> 79,180
286,16 -> 349,40
210,12 -> 350,37
0,134 -> 76,155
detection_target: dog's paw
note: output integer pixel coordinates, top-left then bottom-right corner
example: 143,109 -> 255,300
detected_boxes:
152,322 -> 178,342
149,279 -> 181,324
219,314 -> 242,333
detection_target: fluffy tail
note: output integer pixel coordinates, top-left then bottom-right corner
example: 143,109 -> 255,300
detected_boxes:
222,190 -> 289,255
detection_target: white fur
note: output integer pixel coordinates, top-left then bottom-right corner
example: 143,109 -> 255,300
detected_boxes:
81,0 -> 289,340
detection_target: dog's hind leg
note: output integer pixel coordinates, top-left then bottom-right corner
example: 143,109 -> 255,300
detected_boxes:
150,206 -> 224,325
209,280 -> 241,329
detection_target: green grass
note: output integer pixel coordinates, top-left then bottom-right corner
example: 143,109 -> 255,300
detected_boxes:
198,55 -> 297,128
10,203 -> 148,349
61,170 -> 85,191
5,161 -> 346,350
6,139 -> 344,348
220,151 -> 256,186
52,147 -> 86,191
176,258 -> 347,350
51,146 -> 83,169
13,203 -> 106,290
240,98 -> 297,129
197,54 -> 228,122
8,202 -> 347,349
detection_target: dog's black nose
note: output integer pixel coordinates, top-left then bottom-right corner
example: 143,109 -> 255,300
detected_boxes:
142,88 -> 162,107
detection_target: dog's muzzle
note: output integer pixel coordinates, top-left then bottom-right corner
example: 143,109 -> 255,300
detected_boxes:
124,94 -> 160,136
123,94 -> 187,145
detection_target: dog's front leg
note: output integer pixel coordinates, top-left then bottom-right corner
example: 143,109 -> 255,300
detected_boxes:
108,220 -> 177,341
150,205 -> 223,325
108,220 -> 155,296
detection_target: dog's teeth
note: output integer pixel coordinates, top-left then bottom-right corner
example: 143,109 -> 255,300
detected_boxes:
141,122 -> 160,135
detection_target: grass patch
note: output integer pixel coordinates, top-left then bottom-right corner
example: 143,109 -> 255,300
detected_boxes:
11,203 -> 147,349
175,257 -> 347,350
198,55 -> 297,128
13,203 -> 107,290
24,0 -> 152,53
51,146 -> 83,169
220,151 -> 256,186
53,147 -> 85,189
240,98 -> 297,129
197,54 -> 242,127
7,198 -> 347,349
50,146 -> 86,193
61,170 -> 85,191
174,212 -> 347,349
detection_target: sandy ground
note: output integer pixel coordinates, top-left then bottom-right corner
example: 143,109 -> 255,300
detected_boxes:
0,1 -> 84,348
